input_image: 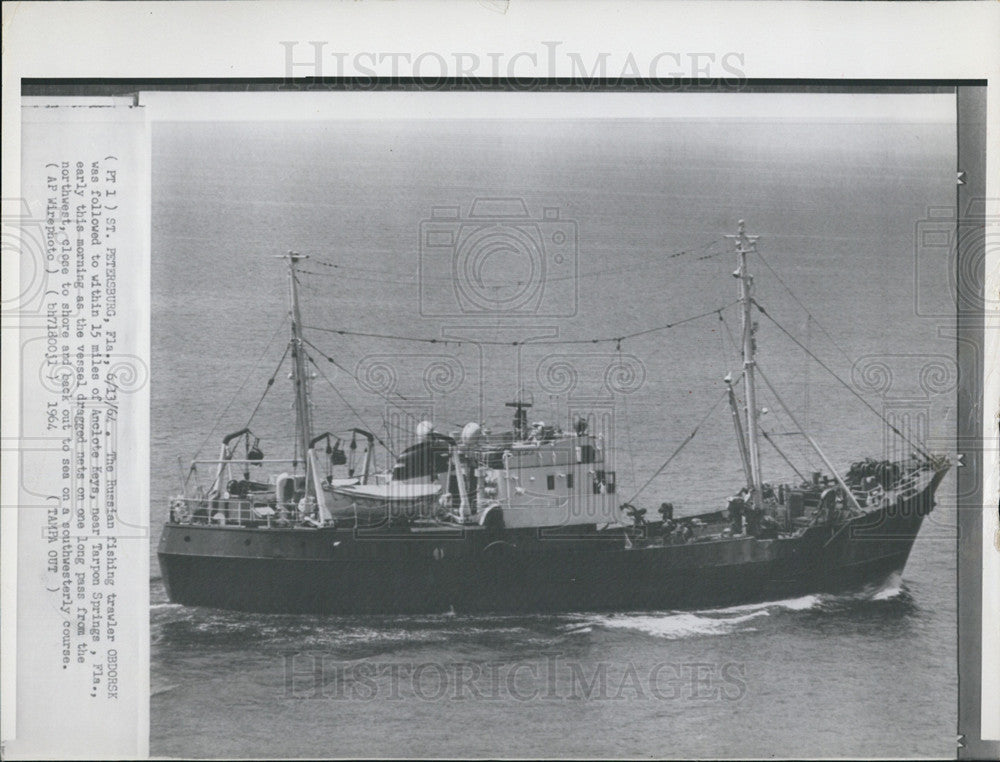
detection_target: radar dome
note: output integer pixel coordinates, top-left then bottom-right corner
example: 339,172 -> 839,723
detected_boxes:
415,420 -> 435,442
460,422 -> 483,449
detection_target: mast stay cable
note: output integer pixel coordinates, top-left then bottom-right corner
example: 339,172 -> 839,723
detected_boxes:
753,300 -> 931,460
305,237 -> 725,286
759,427 -> 809,483
623,388 -> 729,505
301,336 -> 424,425
303,348 -> 398,460
755,364 -> 864,516
192,314 -> 289,460
754,248 -> 854,365
242,342 -> 291,431
302,301 -> 738,348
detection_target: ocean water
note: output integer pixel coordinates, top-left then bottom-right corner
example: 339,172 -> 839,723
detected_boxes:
150,104 -> 957,757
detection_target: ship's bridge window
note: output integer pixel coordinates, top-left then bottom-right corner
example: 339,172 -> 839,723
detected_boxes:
547,474 -> 555,490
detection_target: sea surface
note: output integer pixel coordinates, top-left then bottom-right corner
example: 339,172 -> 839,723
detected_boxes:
150,99 -> 958,758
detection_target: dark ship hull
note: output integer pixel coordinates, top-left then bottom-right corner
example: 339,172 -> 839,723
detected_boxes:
157,466 -> 946,615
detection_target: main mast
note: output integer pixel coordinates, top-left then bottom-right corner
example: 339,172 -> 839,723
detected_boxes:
281,251 -> 313,493
728,221 -> 763,507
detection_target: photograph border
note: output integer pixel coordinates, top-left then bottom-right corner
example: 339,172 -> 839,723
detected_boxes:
3,3 -> 997,758
18,74 -> 994,760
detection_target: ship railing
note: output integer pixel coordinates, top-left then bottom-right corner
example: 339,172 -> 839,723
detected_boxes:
843,464 -> 930,507
887,469 -> 929,502
189,458 -> 308,465
168,495 -> 308,528
847,484 -> 882,504
188,456 -> 392,491
184,456 -> 303,497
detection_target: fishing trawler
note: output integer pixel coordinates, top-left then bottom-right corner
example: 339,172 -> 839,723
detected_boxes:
157,222 -> 950,614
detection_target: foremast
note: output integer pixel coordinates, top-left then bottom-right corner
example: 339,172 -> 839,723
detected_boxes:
723,222 -> 865,518
728,221 -> 764,509
281,251 -> 314,498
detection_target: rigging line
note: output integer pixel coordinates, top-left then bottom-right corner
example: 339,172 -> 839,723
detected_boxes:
342,256 -> 734,290
696,246 -> 730,261
382,413 -> 468,439
308,238 -> 725,284
755,363 -> 864,516
751,373 -> 811,470
243,342 -> 291,431
382,413 -> 467,437
618,302 -> 739,341
381,412 -> 394,469
192,314 -> 290,460
759,427 -> 809,483
769,401 -> 820,472
296,278 -> 326,297
295,269 -> 418,410
716,311 -> 728,374
302,300 -> 739,348
300,337 -> 424,430
753,301 -> 931,459
753,248 -> 853,365
618,342 -> 638,493
301,335 -> 413,409
303,349 -> 398,460
382,416 -> 427,437
718,310 -> 742,374
623,388 -> 730,505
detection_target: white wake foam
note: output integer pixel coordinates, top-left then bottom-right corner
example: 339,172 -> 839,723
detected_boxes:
588,609 -> 770,640
577,593 -> 829,640
699,594 -> 822,615
871,573 -> 904,600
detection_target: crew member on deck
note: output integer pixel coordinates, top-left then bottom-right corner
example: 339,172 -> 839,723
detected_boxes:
727,494 -> 745,535
745,505 -> 762,536
658,502 -> 676,540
